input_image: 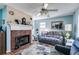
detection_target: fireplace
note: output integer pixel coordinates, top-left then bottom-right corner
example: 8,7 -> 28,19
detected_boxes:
11,30 -> 31,51
15,35 -> 30,49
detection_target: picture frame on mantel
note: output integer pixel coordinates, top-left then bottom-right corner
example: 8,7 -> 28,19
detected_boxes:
51,21 -> 64,30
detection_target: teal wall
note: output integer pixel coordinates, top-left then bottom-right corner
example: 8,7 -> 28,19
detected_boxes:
2,6 -> 7,20
0,6 -> 7,25
34,20 -> 40,36
0,9 -> 2,19
0,9 -> 3,25
73,8 -> 79,39
34,15 -> 73,37
2,6 -> 7,24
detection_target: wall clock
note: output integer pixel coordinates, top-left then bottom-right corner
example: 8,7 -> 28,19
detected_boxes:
9,11 -> 14,15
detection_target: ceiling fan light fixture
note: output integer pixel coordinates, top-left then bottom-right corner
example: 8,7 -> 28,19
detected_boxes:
44,3 -> 48,9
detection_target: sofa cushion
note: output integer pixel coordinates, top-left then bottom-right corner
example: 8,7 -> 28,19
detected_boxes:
73,40 -> 79,49
70,39 -> 79,55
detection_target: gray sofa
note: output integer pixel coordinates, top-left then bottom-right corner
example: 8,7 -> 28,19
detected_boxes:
70,39 -> 79,55
38,31 -> 64,45
55,39 -> 79,55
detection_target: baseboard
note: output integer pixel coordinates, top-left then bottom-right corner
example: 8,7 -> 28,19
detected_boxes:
6,50 -> 11,53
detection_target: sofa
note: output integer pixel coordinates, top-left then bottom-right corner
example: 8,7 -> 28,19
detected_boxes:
55,38 -> 79,55
38,31 -> 64,45
55,45 -> 70,55
70,39 -> 79,55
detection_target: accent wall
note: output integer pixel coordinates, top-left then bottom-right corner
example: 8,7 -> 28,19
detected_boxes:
73,8 -> 79,39
34,15 -> 73,37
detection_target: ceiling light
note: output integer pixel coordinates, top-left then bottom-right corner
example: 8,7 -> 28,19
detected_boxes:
44,3 -> 48,9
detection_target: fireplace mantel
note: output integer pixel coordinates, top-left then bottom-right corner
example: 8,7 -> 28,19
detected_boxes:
5,24 -> 32,53
9,24 -> 32,30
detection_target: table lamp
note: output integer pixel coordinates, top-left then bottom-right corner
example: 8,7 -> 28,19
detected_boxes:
65,24 -> 72,39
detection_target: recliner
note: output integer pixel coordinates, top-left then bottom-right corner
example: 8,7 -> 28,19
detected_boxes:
55,45 -> 70,55
70,39 -> 79,55
55,39 -> 79,55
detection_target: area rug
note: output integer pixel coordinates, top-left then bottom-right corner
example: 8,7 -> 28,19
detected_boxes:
15,43 -> 63,55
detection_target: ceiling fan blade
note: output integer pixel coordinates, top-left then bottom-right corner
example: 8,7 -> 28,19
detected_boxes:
47,9 -> 58,11
37,13 -> 41,16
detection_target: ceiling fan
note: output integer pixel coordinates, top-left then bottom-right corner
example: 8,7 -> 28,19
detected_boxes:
37,3 -> 58,17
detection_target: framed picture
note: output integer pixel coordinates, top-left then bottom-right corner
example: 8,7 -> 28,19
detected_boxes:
51,21 -> 64,30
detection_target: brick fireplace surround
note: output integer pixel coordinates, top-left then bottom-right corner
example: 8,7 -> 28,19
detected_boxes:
11,30 -> 31,52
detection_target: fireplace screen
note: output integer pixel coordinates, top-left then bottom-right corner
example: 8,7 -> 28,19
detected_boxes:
15,35 -> 29,49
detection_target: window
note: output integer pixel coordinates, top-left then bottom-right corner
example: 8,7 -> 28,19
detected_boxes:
77,16 -> 79,37
40,22 -> 46,32
40,22 -> 46,28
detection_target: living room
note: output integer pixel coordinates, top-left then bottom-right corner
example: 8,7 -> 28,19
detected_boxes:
0,3 -> 79,55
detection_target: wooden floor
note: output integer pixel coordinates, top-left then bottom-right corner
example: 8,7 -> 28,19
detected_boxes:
5,43 -> 33,55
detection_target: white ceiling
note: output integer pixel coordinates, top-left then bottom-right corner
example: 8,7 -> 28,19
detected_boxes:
1,3 -> 79,19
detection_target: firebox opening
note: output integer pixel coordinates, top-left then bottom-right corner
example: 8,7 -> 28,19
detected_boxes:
15,35 -> 30,49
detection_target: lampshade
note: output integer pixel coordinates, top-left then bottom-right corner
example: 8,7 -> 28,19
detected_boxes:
65,24 -> 72,31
